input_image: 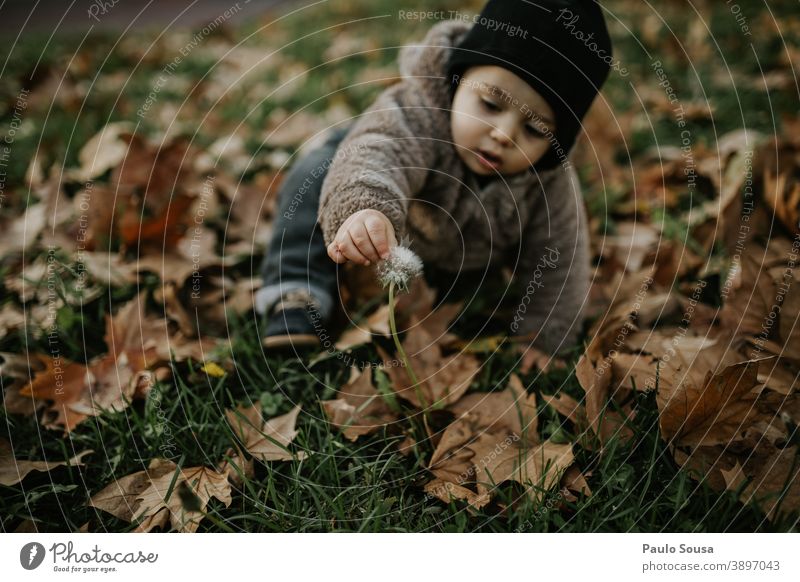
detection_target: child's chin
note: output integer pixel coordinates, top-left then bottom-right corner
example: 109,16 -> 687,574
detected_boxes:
469,160 -> 499,176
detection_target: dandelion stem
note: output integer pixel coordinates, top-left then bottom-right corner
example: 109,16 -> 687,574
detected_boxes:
388,280 -> 428,411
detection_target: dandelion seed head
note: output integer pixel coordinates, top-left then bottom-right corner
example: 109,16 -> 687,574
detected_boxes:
377,245 -> 423,292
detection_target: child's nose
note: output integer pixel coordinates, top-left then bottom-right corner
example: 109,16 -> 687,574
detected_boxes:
490,124 -> 514,146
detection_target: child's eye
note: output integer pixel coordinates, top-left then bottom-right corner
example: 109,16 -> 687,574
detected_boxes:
481,98 -> 501,112
525,124 -> 546,138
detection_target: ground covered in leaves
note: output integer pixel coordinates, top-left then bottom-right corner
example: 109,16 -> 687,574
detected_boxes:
1,0 -> 800,532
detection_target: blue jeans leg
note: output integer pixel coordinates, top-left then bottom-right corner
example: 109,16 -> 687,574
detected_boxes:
255,127 -> 350,321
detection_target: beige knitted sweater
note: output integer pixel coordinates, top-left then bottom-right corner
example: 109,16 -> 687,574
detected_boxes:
318,20 -> 591,355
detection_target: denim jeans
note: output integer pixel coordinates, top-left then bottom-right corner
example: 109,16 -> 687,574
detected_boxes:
255,126 -> 352,321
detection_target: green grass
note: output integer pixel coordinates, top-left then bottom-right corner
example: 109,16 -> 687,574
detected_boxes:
2,0 -> 800,532
3,306 -> 797,532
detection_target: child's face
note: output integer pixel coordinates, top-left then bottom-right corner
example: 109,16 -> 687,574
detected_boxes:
450,65 -> 556,176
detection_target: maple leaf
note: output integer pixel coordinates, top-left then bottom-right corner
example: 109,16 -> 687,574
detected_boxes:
321,367 -> 400,441
424,374 -> 577,507
655,346 -> 768,448
377,317 -> 480,410
674,429 -> 800,522
88,458 -> 178,523
90,459 -> 232,533
132,465 -> 232,533
0,438 -> 91,486
225,403 -> 308,462
217,446 -> 254,488
447,374 -> 538,445
19,352 -> 136,433
334,303 -> 393,352
720,251 -> 777,338
473,436 -> 575,504
763,167 -> 800,234
19,294 -> 221,432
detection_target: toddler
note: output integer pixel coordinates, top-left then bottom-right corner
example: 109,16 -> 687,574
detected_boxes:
256,0 -> 612,355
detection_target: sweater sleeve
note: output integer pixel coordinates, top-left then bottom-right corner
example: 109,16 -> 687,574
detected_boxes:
318,82 -> 442,247
509,164 -> 591,355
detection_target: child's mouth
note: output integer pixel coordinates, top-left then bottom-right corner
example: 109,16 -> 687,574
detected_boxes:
476,149 -> 502,169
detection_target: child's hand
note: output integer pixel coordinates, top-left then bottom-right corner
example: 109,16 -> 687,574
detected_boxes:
327,209 -> 397,266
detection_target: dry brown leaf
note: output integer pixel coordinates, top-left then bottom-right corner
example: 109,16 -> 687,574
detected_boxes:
720,250 -> 776,338
0,203 -> 46,254
18,353 -> 135,433
0,303 -> 26,337
226,403 -> 307,462
575,352 -> 612,438
574,350 -> 637,448
447,374 -> 538,445
214,171 -> 282,244
159,282 -> 196,337
763,168 -> 800,234
88,458 -> 178,523
378,317 -> 481,410
71,122 -> 136,182
424,477 -> 491,508
657,348 -> 767,448
604,222 -> 661,273
541,392 -> 584,425
562,464 -> 592,498
514,342 -> 566,374
675,438 -> 800,522
0,438 -> 91,486
424,374 -> 567,507
132,463 -> 232,533
217,446 -> 254,487
738,445 -> 800,521
19,294 -> 217,432
474,437 -> 575,504
75,252 -> 140,287
334,302 -> 393,352
321,367 -> 399,441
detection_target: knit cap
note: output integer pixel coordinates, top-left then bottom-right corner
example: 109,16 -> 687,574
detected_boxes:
447,0 -> 612,170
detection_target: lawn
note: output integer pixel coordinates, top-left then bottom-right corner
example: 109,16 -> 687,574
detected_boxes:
1,0 -> 799,532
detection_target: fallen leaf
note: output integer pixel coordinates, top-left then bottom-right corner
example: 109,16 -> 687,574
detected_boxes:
334,302 -> 393,352
226,403 -> 307,462
132,463 -> 232,533
72,122 -> 136,182
0,438 -> 91,486
474,437 -> 575,504
378,317 -> 481,410
88,458 -> 177,523
657,348 -> 768,448
763,167 -> 800,234
201,362 -> 226,378
720,250 -> 776,338
738,445 -> 800,521
217,446 -> 254,487
424,374 -> 566,507
321,367 -> 399,441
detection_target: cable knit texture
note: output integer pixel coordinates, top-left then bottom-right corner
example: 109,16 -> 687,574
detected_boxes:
318,20 -> 591,355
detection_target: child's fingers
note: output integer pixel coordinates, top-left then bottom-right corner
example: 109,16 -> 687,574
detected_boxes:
364,215 -> 391,259
339,233 -> 372,266
350,221 -> 381,263
327,242 -> 347,264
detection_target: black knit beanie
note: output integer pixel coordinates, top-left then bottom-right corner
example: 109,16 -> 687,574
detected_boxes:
447,0 -> 612,171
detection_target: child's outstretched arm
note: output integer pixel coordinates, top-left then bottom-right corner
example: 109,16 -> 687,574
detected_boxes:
317,81 -> 441,260
510,165 -> 591,355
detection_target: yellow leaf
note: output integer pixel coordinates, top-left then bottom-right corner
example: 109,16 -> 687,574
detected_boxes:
201,362 -> 226,378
